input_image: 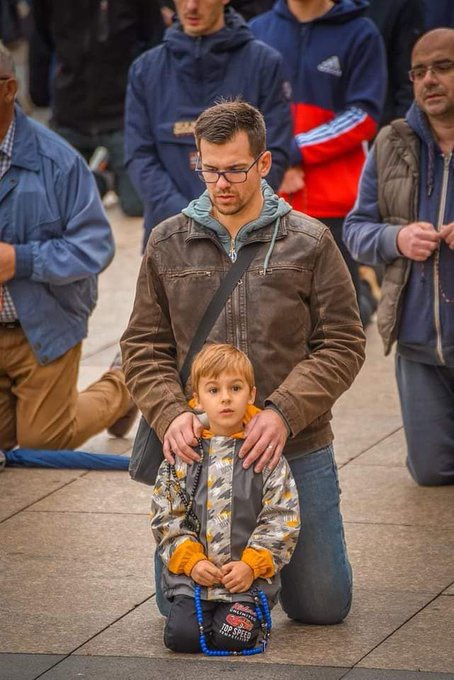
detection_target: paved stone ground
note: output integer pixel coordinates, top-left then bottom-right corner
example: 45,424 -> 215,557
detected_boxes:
1,206 -> 454,680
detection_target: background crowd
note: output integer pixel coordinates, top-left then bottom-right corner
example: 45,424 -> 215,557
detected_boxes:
0,1 -> 453,486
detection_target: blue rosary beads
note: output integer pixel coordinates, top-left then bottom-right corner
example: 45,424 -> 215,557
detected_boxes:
194,584 -> 272,656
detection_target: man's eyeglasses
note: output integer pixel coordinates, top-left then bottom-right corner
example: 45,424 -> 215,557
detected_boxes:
409,60 -> 454,82
196,153 -> 264,184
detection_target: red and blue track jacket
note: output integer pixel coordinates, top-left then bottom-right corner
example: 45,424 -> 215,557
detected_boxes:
250,0 -> 386,218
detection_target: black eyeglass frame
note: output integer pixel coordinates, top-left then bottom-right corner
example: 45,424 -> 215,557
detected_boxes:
195,152 -> 265,184
408,60 -> 454,82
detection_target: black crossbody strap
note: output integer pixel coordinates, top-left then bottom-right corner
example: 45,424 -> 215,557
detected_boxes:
179,241 -> 262,386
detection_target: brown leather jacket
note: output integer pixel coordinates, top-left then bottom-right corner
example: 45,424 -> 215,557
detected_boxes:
121,210 -> 366,459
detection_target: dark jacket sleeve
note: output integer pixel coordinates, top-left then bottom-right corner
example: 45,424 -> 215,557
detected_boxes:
383,0 -> 424,124
266,228 -> 366,437
124,54 -> 190,228
31,0 -> 54,51
343,147 -> 402,266
120,235 -> 190,440
137,0 -> 166,49
256,48 -> 292,190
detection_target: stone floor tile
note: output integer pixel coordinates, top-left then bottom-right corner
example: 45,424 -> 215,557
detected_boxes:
82,210 -> 142,358
345,669 -> 454,680
0,468 -> 85,522
345,523 -> 454,594
76,598 -> 163,658
340,465 -> 454,526
77,429 -> 134,455
27,471 -> 151,514
444,584 -> 454,595
39,656 -> 348,680
0,512 -> 153,653
0,653 -> 65,680
333,412 -> 402,468
235,589 -> 429,668
332,324 -> 401,466
80,344 -> 120,366
349,429 -> 406,467
358,595 -> 454,674
77,589 -> 428,668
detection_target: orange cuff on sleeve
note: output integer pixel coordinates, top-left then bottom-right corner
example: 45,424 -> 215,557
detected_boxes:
168,540 -> 207,577
241,547 -> 275,579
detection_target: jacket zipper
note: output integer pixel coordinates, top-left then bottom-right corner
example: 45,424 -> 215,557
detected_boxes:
229,237 -> 242,347
433,152 -> 451,365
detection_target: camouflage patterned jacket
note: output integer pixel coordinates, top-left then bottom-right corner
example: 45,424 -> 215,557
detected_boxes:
151,435 -> 300,606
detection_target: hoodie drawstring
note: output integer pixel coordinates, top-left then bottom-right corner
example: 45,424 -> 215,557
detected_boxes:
263,217 -> 281,274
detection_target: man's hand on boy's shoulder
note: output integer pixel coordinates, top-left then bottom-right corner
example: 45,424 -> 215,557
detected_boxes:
163,412 -> 203,465
239,409 -> 288,473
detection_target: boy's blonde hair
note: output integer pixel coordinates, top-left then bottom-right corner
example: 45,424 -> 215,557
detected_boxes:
191,344 -> 255,393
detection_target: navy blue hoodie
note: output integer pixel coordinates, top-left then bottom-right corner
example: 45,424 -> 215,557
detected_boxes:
124,7 -> 292,244
250,0 -> 386,218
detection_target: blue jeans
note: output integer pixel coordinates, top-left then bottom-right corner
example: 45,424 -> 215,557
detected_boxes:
396,355 -> 454,486
154,444 -> 352,624
280,445 -> 352,623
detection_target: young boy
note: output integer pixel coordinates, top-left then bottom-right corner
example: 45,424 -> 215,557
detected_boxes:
151,344 -> 300,654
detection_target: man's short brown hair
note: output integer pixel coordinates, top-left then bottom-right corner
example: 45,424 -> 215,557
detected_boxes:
191,343 -> 255,394
194,99 -> 266,158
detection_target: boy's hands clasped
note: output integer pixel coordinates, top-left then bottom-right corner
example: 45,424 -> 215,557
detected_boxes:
191,559 -> 223,587
220,561 -> 254,593
191,559 -> 254,593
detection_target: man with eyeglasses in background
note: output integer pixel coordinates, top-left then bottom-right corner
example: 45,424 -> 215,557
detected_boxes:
344,28 -> 454,487
121,99 -> 365,624
124,0 -> 292,250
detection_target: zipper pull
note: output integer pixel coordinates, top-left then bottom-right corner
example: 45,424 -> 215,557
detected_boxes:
229,239 -> 237,263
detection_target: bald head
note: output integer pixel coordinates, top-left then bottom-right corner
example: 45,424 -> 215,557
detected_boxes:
412,28 -> 454,62
410,28 -> 454,123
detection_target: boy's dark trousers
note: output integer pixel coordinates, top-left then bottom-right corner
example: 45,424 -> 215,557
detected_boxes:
164,595 -> 261,653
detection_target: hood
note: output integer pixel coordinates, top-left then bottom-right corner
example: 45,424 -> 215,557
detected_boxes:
406,101 -> 437,148
183,180 -> 292,271
406,102 -> 440,198
183,179 -> 292,240
164,6 -> 253,56
273,0 -> 368,24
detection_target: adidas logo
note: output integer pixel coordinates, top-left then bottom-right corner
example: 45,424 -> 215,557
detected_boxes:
317,56 -> 342,77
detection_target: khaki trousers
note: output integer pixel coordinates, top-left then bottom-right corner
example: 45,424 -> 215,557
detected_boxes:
0,328 -> 131,451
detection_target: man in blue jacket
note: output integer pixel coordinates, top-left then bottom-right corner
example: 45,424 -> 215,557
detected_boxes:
344,28 -> 454,486
0,47 -> 134,452
124,0 -> 292,247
